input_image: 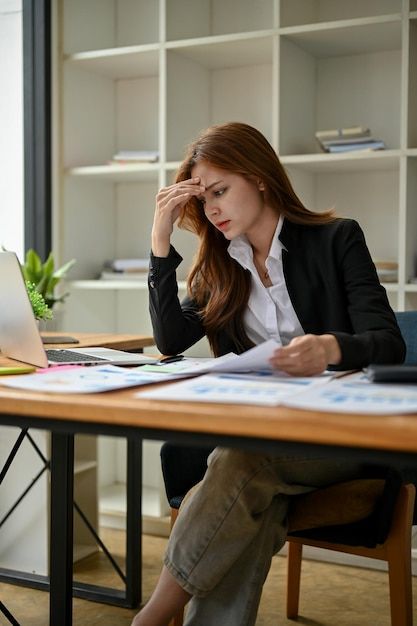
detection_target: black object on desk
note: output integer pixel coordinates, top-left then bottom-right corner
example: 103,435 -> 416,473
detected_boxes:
366,364 -> 417,383
158,354 -> 184,364
41,335 -> 80,344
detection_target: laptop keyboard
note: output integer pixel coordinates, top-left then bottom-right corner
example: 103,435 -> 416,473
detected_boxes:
46,349 -> 107,363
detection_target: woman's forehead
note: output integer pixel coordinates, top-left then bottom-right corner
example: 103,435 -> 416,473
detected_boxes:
191,162 -> 232,185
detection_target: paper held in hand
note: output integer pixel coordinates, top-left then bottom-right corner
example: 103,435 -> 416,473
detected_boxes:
141,339 -> 282,375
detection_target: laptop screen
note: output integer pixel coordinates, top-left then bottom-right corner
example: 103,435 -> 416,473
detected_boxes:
0,251 -> 49,368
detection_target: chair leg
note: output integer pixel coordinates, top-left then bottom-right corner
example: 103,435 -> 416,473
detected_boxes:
286,541 -> 303,619
385,484 -> 415,626
168,507 -> 184,626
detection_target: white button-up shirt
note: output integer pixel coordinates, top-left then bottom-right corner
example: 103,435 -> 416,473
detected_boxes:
227,216 -> 304,347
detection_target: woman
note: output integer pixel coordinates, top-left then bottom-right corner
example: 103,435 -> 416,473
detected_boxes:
132,123 -> 405,626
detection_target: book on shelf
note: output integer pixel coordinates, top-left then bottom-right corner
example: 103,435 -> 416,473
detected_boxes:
320,135 -> 375,148
373,260 -> 398,283
109,150 -> 159,164
315,126 -> 385,153
99,270 -> 148,281
104,258 -> 149,272
326,140 -> 385,153
315,126 -> 370,142
99,258 -> 149,281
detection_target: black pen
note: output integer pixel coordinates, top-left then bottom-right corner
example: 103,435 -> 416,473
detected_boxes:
157,354 -> 185,365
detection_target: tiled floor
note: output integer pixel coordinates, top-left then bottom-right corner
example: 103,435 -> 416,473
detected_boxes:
1,528 -> 416,625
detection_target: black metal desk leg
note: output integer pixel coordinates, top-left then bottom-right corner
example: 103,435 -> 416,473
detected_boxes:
49,432 -> 74,626
126,437 -> 142,608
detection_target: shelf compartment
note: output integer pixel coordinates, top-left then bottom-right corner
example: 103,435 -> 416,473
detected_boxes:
166,0 -> 275,41
280,17 -> 402,58
63,0 -> 159,54
165,40 -> 273,162
63,65 -> 159,168
64,45 -> 160,80
280,1 -> 401,28
279,27 -> 402,156
62,178 -> 158,282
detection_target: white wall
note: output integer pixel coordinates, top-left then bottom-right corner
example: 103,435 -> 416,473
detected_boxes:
0,0 -> 48,575
0,0 -> 24,259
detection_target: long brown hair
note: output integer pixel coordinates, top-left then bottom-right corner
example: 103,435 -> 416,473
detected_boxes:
176,122 -> 336,355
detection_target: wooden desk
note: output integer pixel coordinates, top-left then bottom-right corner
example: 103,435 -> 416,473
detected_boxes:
42,331 -> 154,352
0,355 -> 416,624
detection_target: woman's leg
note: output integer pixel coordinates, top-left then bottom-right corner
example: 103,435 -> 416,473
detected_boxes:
131,566 -> 190,626
164,448 -> 364,597
131,447 -> 365,626
184,492 -> 288,626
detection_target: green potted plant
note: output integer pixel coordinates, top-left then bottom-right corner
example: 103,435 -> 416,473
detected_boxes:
21,249 -> 76,311
25,281 -> 53,321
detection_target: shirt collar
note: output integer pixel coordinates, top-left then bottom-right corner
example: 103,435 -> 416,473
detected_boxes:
227,215 -> 285,269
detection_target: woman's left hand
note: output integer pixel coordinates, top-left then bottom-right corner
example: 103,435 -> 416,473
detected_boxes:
269,334 -> 341,376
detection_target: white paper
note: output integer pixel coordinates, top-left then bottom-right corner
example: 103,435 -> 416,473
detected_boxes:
0,365 -> 185,394
137,372 -> 329,406
141,339 -> 281,376
282,379 -> 417,414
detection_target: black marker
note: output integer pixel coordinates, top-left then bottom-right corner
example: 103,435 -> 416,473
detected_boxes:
158,354 -> 185,364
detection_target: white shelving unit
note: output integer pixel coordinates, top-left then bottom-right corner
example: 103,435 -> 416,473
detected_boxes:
55,0 -> 417,317
52,0 -> 417,553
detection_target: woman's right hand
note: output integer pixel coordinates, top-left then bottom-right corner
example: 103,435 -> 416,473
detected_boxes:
151,177 -> 205,257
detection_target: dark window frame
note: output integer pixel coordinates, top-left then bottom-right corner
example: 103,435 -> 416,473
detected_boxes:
23,0 -> 51,258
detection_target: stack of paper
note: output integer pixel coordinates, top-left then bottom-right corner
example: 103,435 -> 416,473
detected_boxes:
138,372 -> 329,406
315,126 -> 385,153
110,150 -> 159,163
0,365 -> 186,394
100,258 -> 149,281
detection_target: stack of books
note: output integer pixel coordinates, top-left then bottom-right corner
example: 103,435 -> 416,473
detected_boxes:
373,260 -> 398,283
315,127 -> 385,153
99,258 -> 149,280
109,150 -> 159,164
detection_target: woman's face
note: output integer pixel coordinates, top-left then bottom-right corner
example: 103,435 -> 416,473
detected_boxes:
190,161 -> 274,241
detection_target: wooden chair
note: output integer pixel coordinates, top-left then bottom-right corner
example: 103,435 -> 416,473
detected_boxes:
286,482 -> 415,625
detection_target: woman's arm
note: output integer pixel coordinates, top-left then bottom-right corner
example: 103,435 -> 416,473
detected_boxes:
330,219 -> 405,368
271,219 -> 405,375
149,247 -> 206,356
151,177 -> 204,257
149,179 -> 207,355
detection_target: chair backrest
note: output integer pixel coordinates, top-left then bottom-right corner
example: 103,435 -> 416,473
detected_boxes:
395,311 -> 417,365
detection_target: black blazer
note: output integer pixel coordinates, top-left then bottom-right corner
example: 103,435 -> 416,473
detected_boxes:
148,218 -> 405,369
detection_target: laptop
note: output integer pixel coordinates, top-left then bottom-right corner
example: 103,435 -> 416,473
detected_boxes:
0,251 -> 157,368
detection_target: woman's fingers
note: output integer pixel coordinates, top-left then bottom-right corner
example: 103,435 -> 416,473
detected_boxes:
157,179 -> 205,217
269,335 -> 328,376
158,178 -> 204,203
151,178 -> 205,256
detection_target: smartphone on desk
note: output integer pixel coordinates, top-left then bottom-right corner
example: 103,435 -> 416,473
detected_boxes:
366,364 -> 417,383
